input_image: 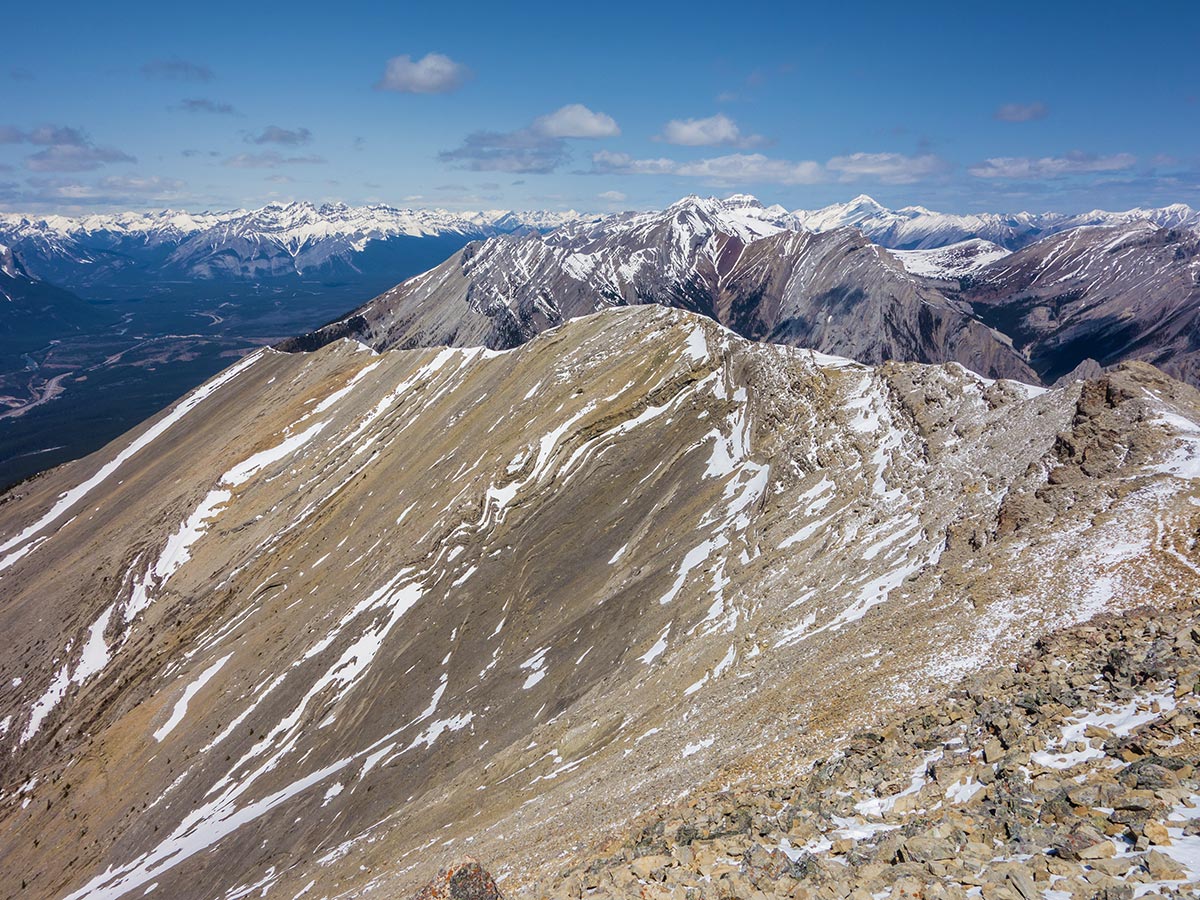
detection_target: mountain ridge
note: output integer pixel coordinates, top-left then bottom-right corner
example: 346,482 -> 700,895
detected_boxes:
3,194 -> 1195,290
279,194 -> 1037,382
2,305 -> 1199,899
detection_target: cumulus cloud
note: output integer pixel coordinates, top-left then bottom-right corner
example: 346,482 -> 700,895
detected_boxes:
589,150 -> 678,176
247,126 -> 312,146
178,98 -> 236,115
441,104 -> 620,173
141,58 -> 214,81
223,152 -> 325,168
438,130 -> 569,174
826,152 -> 948,184
12,175 -> 184,205
0,125 -> 136,172
968,151 -> 1136,179
994,102 -> 1049,122
589,150 -> 823,185
589,149 -> 945,187
375,53 -> 471,94
656,113 -> 762,148
532,104 -> 620,138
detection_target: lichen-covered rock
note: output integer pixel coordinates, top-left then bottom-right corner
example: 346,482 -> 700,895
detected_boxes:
413,858 -> 502,900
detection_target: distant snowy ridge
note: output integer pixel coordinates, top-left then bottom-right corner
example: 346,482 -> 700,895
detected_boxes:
0,201 -> 586,243
891,239 -> 1011,279
793,194 -> 1200,250
0,201 -> 593,285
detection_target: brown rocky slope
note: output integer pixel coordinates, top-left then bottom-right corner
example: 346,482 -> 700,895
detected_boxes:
0,307 -> 1198,899
508,602 -> 1200,900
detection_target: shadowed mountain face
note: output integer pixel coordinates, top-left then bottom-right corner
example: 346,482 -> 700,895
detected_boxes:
961,222 -> 1200,385
0,246 -> 116,357
2,306 -> 1200,899
282,197 -> 1037,383
286,198 -> 1200,392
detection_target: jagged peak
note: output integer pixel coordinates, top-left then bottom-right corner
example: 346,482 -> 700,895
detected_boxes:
845,193 -> 884,210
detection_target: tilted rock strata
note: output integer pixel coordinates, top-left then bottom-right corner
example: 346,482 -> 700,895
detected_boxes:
963,222 -> 1200,386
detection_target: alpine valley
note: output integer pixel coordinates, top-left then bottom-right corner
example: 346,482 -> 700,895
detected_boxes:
0,204 -> 585,487
2,193 -> 1200,900
6,193 -> 1198,488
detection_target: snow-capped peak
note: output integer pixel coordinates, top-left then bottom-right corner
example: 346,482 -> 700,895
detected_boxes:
654,194 -> 803,243
0,243 -> 20,279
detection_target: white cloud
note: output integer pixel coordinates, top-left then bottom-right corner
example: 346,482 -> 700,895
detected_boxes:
592,150 -> 822,185
375,53 -> 471,94
598,190 -> 627,202
441,104 -> 619,174
826,152 -> 948,184
590,150 -> 678,176
224,152 -> 326,169
533,104 -> 619,139
968,152 -> 1136,179
657,113 -> 761,148
994,102 -> 1049,122
675,153 -> 823,184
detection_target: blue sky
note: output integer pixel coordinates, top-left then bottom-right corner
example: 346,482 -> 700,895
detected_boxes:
3,0 -> 1198,215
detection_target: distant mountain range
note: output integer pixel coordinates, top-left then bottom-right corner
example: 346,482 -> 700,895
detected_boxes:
2,192 -> 1198,487
793,194 -> 1200,250
3,195 -> 1195,294
287,194 -> 1200,388
0,202 -> 589,292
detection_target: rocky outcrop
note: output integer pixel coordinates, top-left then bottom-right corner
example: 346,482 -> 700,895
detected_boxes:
520,603 -> 1200,900
414,859 -> 503,900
